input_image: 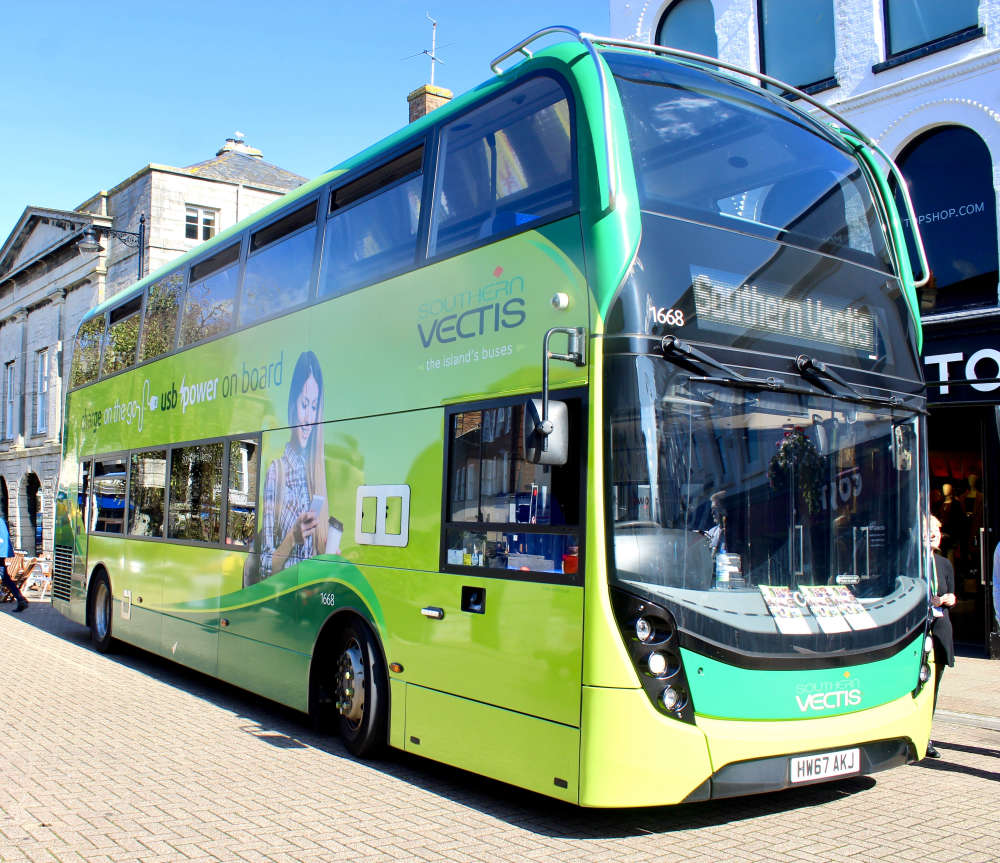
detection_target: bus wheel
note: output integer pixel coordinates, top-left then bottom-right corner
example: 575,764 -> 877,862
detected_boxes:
333,620 -> 387,758
89,572 -> 114,654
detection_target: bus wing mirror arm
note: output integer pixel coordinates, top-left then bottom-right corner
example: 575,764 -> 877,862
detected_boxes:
524,327 -> 586,465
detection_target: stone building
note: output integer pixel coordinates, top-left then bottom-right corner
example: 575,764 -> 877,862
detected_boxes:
611,0 -> 1000,655
0,137 -> 305,557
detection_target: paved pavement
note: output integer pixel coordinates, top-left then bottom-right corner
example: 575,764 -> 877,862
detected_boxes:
1,596 -> 998,863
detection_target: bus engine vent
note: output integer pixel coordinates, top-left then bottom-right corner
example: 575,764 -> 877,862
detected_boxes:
52,544 -> 74,602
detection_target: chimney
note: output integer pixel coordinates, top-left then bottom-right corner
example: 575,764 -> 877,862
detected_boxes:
407,84 -> 453,123
217,132 -> 263,159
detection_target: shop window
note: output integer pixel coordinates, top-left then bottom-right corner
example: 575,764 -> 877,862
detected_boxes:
896,126 -> 998,315
168,442 -> 224,543
428,76 -> 575,258
128,449 -> 166,537
656,0 -> 718,58
759,0 -> 836,92
884,0 -> 980,57
444,400 -> 582,579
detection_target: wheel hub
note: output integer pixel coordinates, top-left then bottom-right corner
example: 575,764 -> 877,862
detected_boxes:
335,639 -> 365,728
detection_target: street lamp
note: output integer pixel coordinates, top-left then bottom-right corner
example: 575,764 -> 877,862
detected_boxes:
78,213 -> 146,280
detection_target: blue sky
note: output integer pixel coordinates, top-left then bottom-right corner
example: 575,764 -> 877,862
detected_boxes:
0,1 -> 609,240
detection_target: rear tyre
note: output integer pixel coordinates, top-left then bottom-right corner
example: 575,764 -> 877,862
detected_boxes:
89,572 -> 114,654
333,620 -> 387,758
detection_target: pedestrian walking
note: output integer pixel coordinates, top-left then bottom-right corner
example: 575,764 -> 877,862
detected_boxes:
927,514 -> 955,759
0,514 -> 26,612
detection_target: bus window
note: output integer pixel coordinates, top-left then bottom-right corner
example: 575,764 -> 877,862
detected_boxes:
90,457 -> 127,534
168,442 -> 224,543
444,401 -> 581,577
226,439 -> 259,546
427,76 -> 574,258
240,202 -> 318,326
140,273 -> 184,362
320,149 -> 423,298
100,296 -> 143,378
70,316 -> 106,388
128,449 -> 166,538
180,243 -> 240,347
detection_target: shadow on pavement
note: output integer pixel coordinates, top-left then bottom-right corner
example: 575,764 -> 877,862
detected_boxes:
15,599 -> 880,838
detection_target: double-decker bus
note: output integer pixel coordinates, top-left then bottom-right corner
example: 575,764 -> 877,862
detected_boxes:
54,28 -> 935,807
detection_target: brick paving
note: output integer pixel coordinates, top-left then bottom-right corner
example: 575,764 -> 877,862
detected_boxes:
1,598 -> 998,862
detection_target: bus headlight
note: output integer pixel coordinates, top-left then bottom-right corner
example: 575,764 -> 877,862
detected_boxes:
612,588 -> 696,725
919,662 -> 932,684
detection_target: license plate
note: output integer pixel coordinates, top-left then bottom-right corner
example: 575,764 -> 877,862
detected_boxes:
790,747 -> 860,783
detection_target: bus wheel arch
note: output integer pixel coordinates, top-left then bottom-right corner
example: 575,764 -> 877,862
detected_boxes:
310,609 -> 389,758
86,566 -> 114,654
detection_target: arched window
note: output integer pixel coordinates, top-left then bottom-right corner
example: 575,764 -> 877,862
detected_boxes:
758,0 -> 836,92
655,0 -> 718,58
884,0 -> 979,57
897,126 -> 998,314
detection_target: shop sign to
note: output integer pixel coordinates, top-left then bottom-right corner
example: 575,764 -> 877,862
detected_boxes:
924,333 -> 1000,402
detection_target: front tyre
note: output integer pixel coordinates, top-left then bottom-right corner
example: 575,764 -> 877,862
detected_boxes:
334,620 -> 387,758
89,572 -> 114,654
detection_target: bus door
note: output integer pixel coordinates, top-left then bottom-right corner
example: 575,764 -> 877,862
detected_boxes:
398,397 -> 586,759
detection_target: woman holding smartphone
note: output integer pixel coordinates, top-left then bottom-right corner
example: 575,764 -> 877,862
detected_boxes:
260,350 -> 331,577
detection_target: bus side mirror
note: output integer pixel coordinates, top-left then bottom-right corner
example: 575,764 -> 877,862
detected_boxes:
524,398 -> 568,465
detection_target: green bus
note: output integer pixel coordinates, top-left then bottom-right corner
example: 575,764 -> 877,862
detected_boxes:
54,28 -> 936,807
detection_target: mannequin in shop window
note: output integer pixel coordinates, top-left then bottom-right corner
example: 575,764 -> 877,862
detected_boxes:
937,482 -> 966,565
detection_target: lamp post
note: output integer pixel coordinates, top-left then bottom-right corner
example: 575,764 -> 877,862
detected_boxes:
78,214 -> 146,280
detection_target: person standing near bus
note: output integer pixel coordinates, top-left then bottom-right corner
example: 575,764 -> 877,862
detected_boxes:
260,350 -> 331,578
926,514 -> 956,759
0,515 -> 27,612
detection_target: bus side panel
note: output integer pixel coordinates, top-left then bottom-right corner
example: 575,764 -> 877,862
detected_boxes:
87,535 -> 162,654
404,683 -> 580,804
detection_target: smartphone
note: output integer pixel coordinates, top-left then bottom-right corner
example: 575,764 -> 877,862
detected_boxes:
309,494 -> 325,514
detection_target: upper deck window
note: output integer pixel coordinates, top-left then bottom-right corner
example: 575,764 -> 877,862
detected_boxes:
608,53 -> 891,272
70,316 -> 106,388
321,148 -> 423,298
180,243 -> 240,347
240,202 -> 318,326
100,296 -> 143,379
428,75 -> 575,258
140,273 -> 184,362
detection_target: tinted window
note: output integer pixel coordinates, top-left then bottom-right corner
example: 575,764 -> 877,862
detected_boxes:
444,402 -> 581,577
897,126 -> 999,314
609,53 -> 890,270
101,297 -> 142,378
91,457 -> 127,534
70,316 -> 106,388
656,0 -> 718,57
227,439 -> 259,546
240,203 -> 317,325
180,262 -> 239,346
760,0 -> 835,89
140,273 -> 184,362
886,0 -> 979,54
321,175 -> 422,297
128,449 -> 166,537
168,442 -> 224,543
428,76 -> 575,258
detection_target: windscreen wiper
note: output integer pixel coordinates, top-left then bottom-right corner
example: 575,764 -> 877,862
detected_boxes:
660,335 -> 748,381
794,354 -> 927,414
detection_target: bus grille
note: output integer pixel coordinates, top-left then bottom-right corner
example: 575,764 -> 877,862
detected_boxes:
52,544 -> 73,602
